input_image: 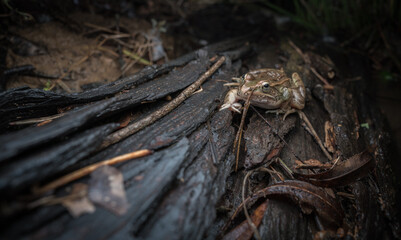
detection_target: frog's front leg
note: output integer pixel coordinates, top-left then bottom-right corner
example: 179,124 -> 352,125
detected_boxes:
220,89 -> 243,113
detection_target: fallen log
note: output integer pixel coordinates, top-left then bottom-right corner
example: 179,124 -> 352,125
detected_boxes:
0,36 -> 246,239
0,34 -> 400,240
0,36 -> 251,130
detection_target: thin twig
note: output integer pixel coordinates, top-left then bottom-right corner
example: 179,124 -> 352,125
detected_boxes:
33,149 -> 152,195
269,165 -> 285,181
97,46 -> 119,57
329,156 -> 341,170
123,49 -> 152,65
288,40 -> 335,89
207,120 -> 218,165
276,158 -> 294,178
56,79 -> 73,93
288,39 -> 310,65
84,22 -> 120,35
9,113 -> 65,125
101,56 -> 226,148
234,90 -> 254,171
297,111 -> 333,161
310,67 -> 334,90
242,170 -> 261,240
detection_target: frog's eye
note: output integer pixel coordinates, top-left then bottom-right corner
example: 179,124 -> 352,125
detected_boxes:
262,83 -> 270,92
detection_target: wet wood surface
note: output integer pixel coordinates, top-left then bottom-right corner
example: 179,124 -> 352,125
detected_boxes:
0,34 -> 400,240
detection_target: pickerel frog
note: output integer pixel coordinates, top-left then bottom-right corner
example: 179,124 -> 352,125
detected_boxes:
220,68 -> 306,119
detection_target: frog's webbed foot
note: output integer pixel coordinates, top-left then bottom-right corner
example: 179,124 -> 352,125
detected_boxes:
220,102 -> 242,113
220,89 -> 242,113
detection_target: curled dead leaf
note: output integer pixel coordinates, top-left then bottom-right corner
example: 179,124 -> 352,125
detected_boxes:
222,200 -> 269,240
295,159 -> 332,170
252,180 -> 344,227
88,165 -> 129,216
62,183 -> 95,218
324,121 -> 336,153
28,183 -> 95,218
294,151 -> 375,187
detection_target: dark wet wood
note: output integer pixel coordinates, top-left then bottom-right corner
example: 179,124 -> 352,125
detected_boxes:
209,39 -> 401,240
0,123 -> 118,197
0,37 -> 246,239
0,36 -> 251,130
0,43 -> 249,162
0,34 -> 400,240
244,113 -> 296,168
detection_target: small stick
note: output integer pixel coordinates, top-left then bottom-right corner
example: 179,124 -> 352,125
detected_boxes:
33,149 -> 152,195
297,111 -> 333,161
207,120 -> 218,165
288,40 -> 334,89
276,158 -> 294,178
84,22 -> 119,34
9,113 -> 65,125
269,166 -> 285,181
310,67 -> 334,90
288,39 -> 310,65
233,90 -> 254,171
101,56 -> 226,148
123,49 -> 152,66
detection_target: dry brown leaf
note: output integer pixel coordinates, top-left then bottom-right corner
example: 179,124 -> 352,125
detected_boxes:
295,159 -> 332,170
61,183 -> 95,218
324,121 -> 336,153
222,200 -> 269,240
253,180 -> 344,228
294,151 -> 375,187
88,165 -> 129,215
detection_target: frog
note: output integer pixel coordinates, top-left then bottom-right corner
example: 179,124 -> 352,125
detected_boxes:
220,68 -> 306,119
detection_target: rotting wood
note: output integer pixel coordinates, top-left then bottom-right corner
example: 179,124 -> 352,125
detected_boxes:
1,33 -> 400,240
0,35 -> 252,129
0,123 -> 118,197
0,47 -> 250,163
0,45 -> 242,239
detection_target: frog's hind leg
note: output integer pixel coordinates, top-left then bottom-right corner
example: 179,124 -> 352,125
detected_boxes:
283,109 -> 297,120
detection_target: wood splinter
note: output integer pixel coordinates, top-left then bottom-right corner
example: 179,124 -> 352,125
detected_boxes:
33,149 -> 152,195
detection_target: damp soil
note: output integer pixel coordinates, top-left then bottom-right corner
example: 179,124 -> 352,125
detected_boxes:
4,11 -> 172,92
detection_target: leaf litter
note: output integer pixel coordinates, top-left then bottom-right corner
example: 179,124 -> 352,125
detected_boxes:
222,150 -> 375,239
